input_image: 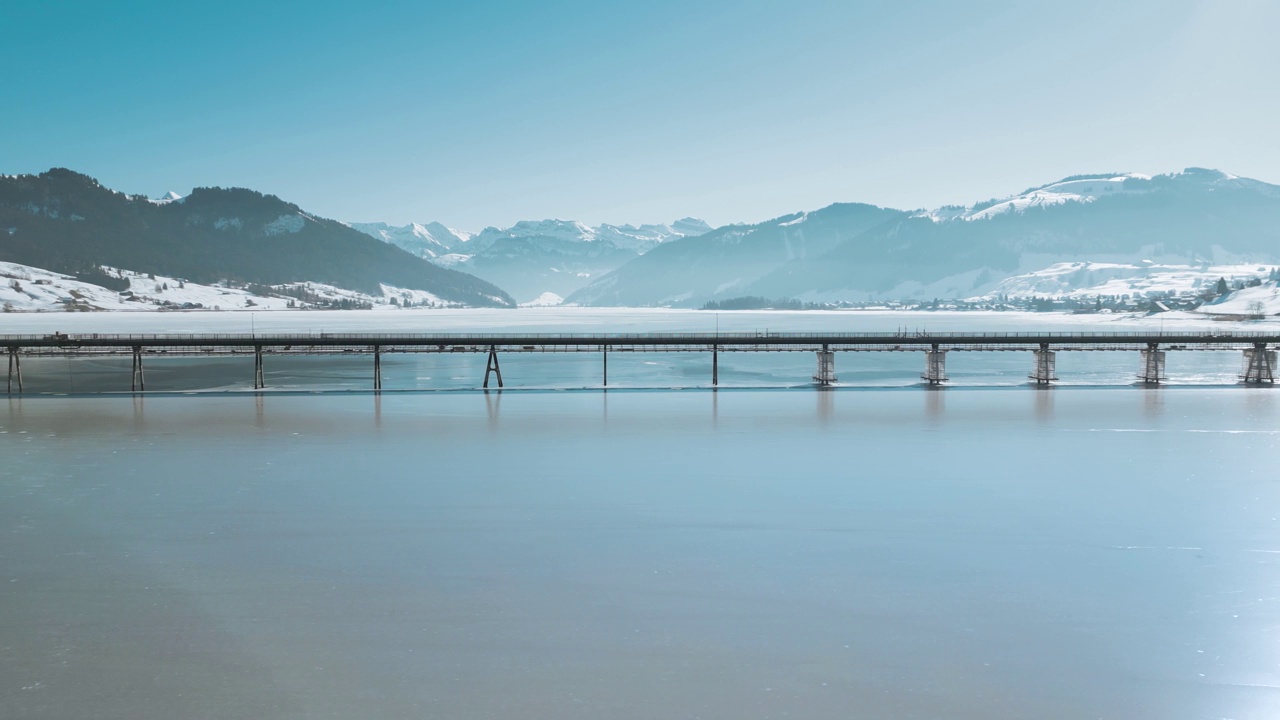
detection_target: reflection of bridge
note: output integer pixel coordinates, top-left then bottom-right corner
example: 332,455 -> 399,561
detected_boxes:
4,331 -> 1279,393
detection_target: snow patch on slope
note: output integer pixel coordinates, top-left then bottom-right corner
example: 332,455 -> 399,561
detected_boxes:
264,214 -> 306,235
918,173 -> 1152,222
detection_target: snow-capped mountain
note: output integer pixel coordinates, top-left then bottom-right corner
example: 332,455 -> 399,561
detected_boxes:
742,168 -> 1280,304
151,190 -> 185,205
349,216 -> 712,303
595,218 -> 713,252
566,204 -> 908,306
346,221 -> 472,258
455,217 -> 712,302
920,173 -> 1153,222
568,168 -> 1280,306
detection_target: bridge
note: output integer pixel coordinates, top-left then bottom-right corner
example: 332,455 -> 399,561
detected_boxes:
4,330 -> 1279,393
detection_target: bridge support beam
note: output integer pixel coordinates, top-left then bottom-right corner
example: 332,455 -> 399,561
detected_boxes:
1138,344 -> 1166,385
1030,345 -> 1057,385
131,346 -> 145,392
922,345 -> 947,385
602,345 -> 607,387
7,346 -> 21,395
483,345 -> 503,389
253,345 -> 265,390
1241,343 -> 1276,384
813,346 -> 836,386
374,345 -> 382,391
712,344 -> 719,387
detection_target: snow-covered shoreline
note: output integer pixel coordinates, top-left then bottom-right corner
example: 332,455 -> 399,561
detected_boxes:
1,305 -> 1275,338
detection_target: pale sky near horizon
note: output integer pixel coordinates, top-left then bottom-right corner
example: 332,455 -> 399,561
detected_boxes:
5,0 -> 1279,230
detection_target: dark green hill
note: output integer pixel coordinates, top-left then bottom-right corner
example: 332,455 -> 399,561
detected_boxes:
0,169 -> 515,307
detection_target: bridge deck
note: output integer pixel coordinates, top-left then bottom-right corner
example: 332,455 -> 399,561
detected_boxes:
4,330 -> 1280,355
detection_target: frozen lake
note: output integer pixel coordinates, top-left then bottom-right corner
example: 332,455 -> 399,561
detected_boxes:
3,310 -> 1280,719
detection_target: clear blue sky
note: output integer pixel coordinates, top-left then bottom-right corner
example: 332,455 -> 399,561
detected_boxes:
5,1 -> 1278,229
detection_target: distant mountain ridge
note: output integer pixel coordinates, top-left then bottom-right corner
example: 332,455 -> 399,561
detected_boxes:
0,169 -> 515,307
9,166 -> 1279,310
345,221 -> 473,259
566,203 -> 907,306
352,216 -> 713,303
567,168 -> 1280,306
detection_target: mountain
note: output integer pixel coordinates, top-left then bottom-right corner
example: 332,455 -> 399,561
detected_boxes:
346,221 -> 472,258
594,218 -> 713,253
348,216 -> 712,303
566,203 -> 908,306
747,168 -> 1280,302
0,169 -> 514,307
352,217 -> 710,304
569,168 -> 1280,306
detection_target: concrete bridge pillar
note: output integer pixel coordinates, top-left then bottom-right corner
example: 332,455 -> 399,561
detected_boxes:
922,345 -> 947,385
813,347 -> 836,386
1138,344 -> 1166,385
1030,345 -> 1057,385
1241,344 -> 1276,384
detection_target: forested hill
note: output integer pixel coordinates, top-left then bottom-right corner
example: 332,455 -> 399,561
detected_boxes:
0,169 -> 515,307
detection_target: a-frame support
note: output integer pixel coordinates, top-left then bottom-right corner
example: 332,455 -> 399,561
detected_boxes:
483,345 -> 503,389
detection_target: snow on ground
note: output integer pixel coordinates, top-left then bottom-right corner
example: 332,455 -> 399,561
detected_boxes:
971,261 -> 1277,300
0,261 -> 461,314
1200,282 -> 1280,316
918,173 -> 1150,222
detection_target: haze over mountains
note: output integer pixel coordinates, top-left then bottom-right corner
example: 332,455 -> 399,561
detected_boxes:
4,167 -> 1280,311
349,217 -> 712,303
570,168 -> 1280,306
0,169 -> 514,308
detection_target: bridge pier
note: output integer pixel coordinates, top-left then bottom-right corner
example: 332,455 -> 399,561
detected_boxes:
1029,345 -> 1057,385
483,345 -> 503,389
253,345 -> 265,389
1137,344 -> 1166,385
374,345 -> 382,391
7,346 -> 21,395
602,345 -> 607,387
922,345 -> 947,385
131,346 -> 145,392
813,346 -> 836,386
712,344 -> 718,386
1241,343 -> 1276,384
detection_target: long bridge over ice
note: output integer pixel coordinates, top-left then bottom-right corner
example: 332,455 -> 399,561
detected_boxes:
4,330 -> 1279,393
